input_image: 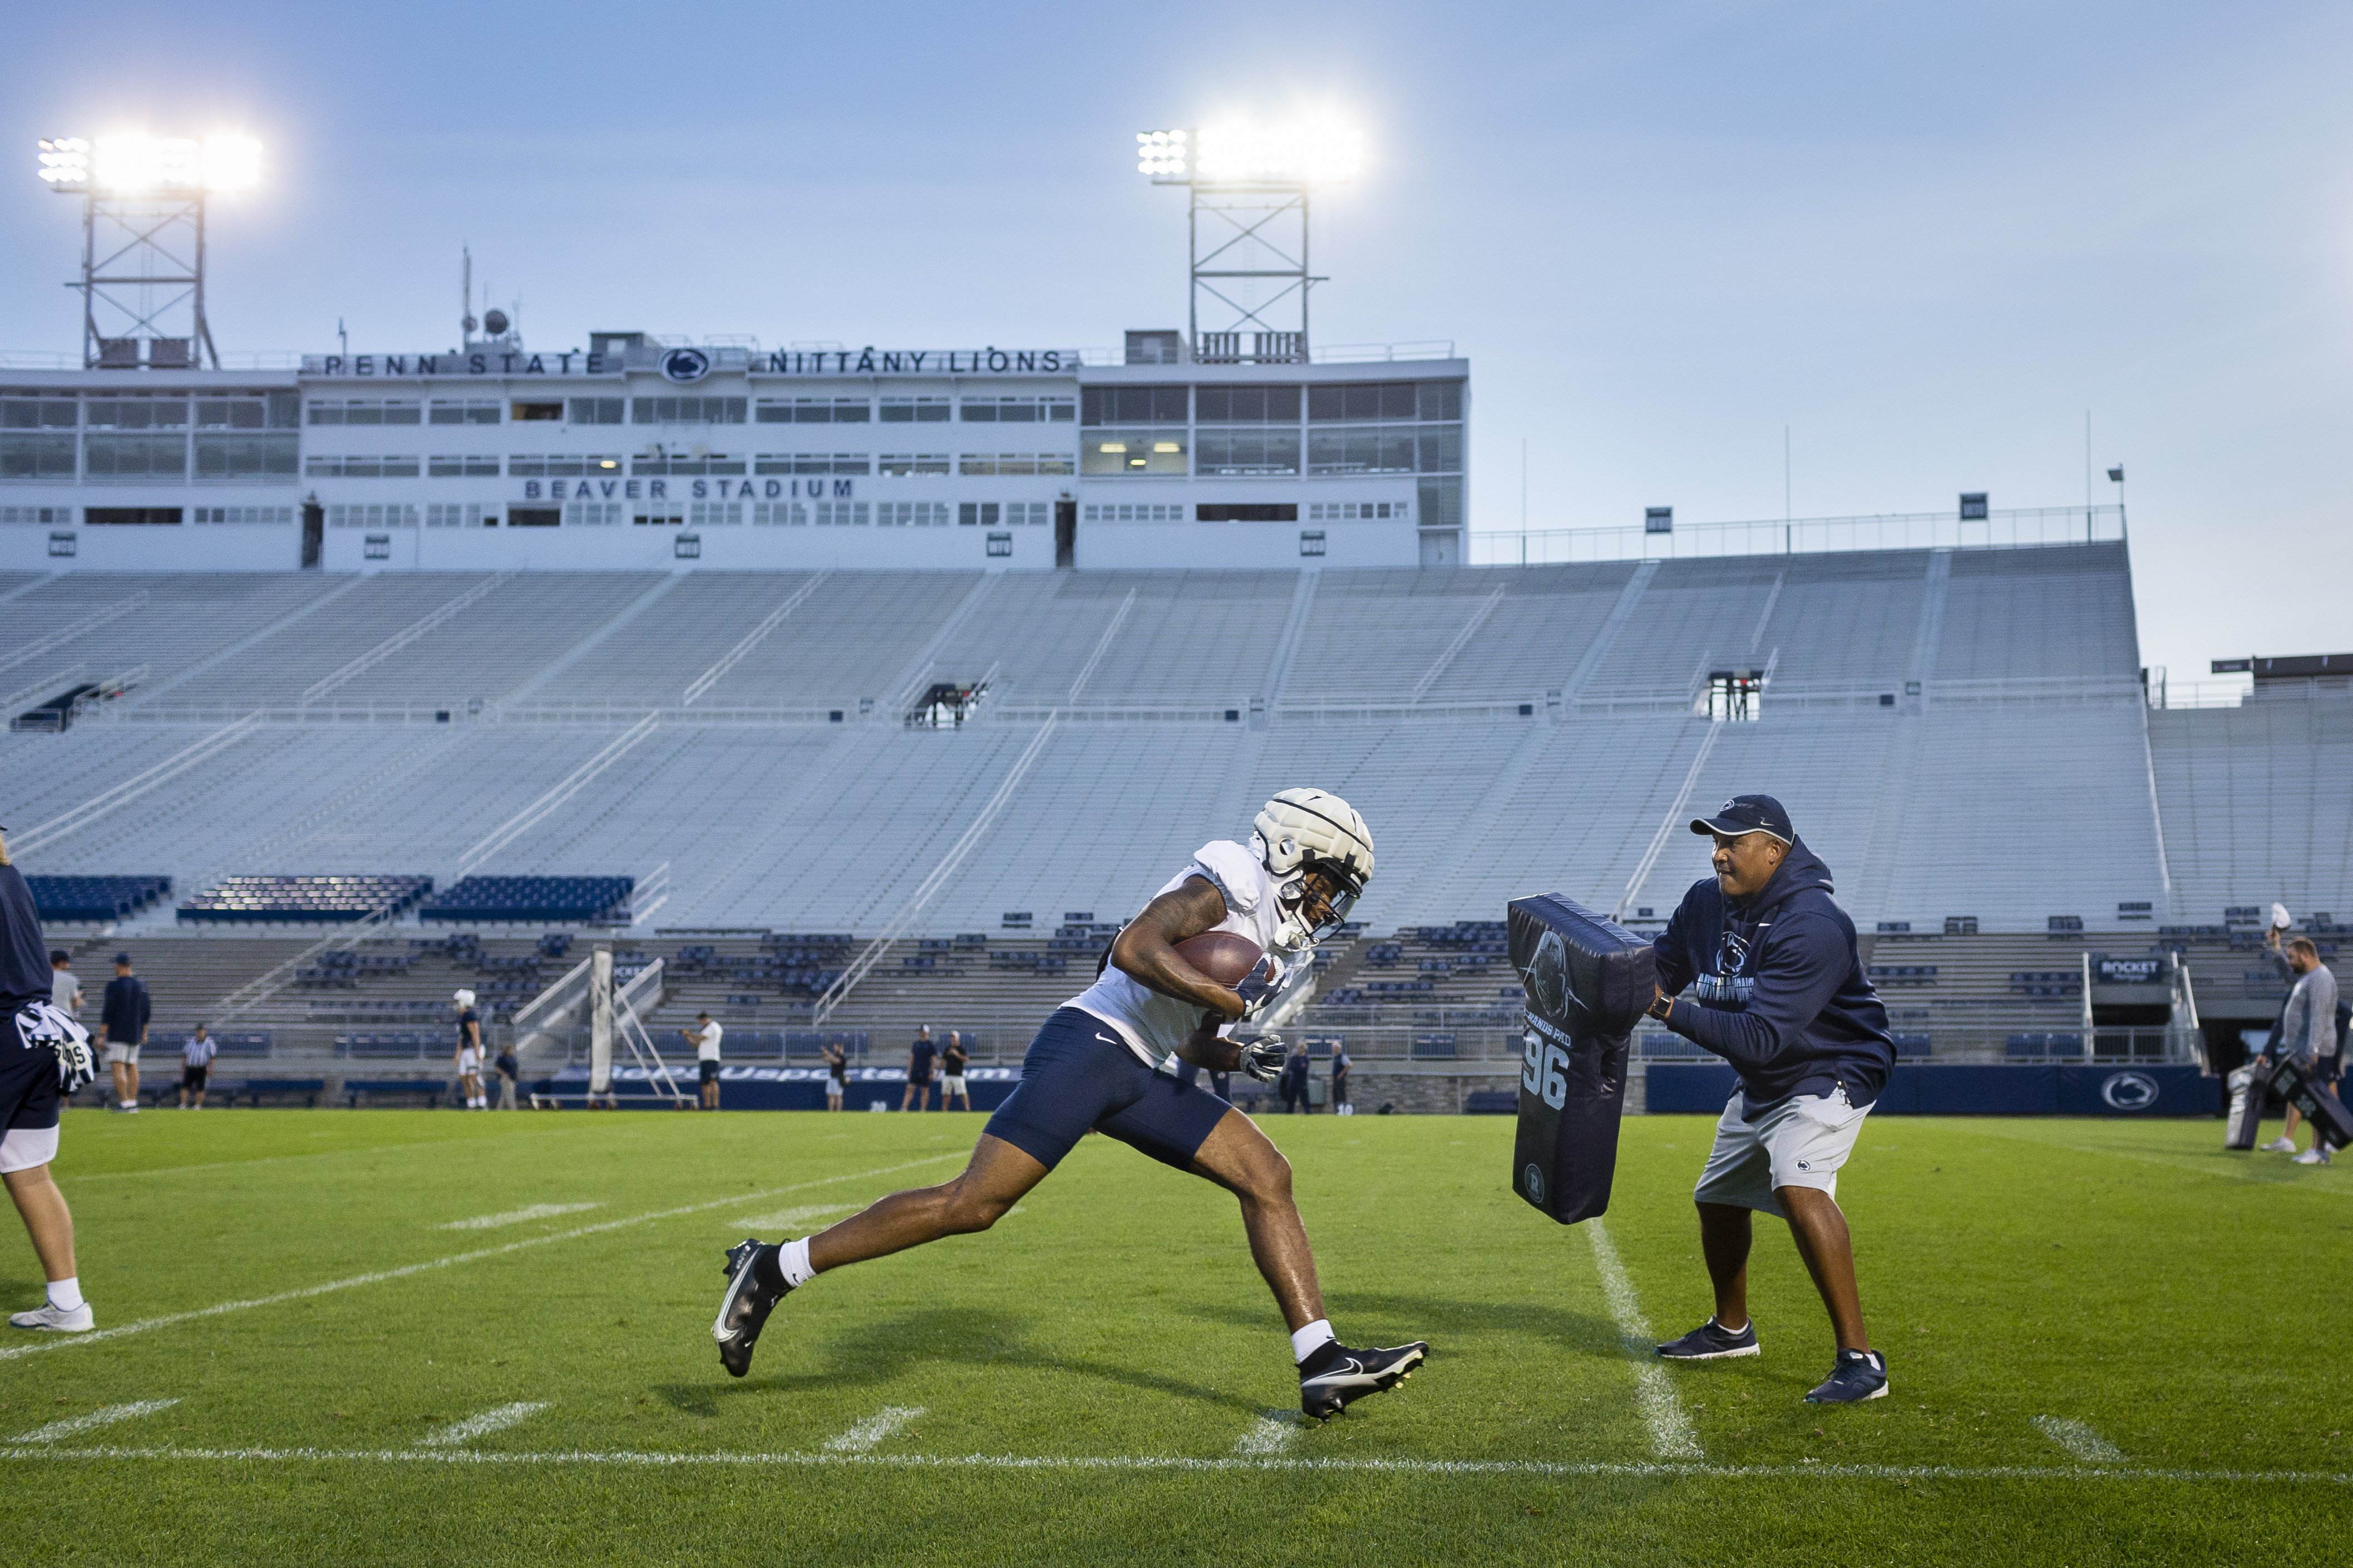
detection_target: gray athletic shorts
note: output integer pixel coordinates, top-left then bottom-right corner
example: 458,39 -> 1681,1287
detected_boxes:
1692,1086 -> 1871,1218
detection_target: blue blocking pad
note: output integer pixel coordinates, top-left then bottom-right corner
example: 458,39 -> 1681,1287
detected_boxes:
1508,893 -> 1655,1225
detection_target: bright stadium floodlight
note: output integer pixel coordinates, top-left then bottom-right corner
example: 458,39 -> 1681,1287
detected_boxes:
36,137 -> 90,187
33,132 -> 262,368
1193,120 -> 1363,185
35,133 -> 261,193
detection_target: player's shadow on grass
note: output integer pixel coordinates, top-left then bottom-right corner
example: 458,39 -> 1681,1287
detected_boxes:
1182,1292 -> 1623,1357
661,1307 -> 1262,1416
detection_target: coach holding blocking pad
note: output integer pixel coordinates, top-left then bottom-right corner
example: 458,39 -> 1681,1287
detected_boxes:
1644,794 -> 1896,1405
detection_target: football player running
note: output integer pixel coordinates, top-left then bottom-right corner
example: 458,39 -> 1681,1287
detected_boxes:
713,789 -> 1428,1420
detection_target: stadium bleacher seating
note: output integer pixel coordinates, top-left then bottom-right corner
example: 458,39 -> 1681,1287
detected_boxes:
1,537 -> 2339,1107
26,874 -> 170,923
418,875 -> 632,923
179,875 -> 431,924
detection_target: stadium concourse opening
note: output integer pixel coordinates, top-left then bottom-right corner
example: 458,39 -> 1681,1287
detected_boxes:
0,511 -> 2343,1115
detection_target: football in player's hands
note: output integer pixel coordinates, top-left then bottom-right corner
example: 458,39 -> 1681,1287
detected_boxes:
1239,1034 -> 1286,1083
1173,931 -> 1265,988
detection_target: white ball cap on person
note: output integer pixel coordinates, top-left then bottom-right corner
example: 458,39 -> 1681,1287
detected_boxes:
2272,903 -> 2293,931
453,988 -> 476,1008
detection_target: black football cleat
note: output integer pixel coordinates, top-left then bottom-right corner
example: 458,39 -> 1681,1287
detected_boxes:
1299,1339 -> 1428,1421
713,1237 -> 791,1378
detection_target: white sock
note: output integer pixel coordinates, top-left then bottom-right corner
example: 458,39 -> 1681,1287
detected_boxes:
778,1236 -> 816,1288
1291,1319 -> 1336,1363
47,1277 -> 83,1312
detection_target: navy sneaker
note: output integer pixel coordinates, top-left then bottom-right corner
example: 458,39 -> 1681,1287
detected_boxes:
1804,1348 -> 1888,1403
712,1238 -> 792,1378
1299,1339 -> 1428,1421
1656,1317 -> 1760,1360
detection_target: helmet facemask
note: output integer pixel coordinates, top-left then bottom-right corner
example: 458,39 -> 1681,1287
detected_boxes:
1270,857 -> 1363,951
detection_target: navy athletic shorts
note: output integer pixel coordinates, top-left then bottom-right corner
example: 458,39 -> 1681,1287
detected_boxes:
1,1035 -> 61,1135
983,1007 -> 1232,1173
699,1060 -> 720,1085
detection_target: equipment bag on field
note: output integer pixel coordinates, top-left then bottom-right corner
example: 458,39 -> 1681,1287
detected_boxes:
2270,1056 -> 2353,1152
1507,893 -> 1654,1224
2225,1062 -> 2266,1151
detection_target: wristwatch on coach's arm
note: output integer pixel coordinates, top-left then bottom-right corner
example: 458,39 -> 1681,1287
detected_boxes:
1646,990 -> 1674,1023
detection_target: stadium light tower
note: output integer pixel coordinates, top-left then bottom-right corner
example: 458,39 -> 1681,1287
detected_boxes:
1136,118 -> 1363,364
34,133 -> 262,370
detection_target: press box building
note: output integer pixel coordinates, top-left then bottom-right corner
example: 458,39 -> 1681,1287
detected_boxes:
0,329 -> 1468,573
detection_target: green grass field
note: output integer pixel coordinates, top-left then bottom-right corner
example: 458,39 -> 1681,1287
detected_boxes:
4,1105 -> 2346,1565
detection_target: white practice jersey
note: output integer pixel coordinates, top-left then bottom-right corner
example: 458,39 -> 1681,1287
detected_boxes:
1070,840 -> 1298,1067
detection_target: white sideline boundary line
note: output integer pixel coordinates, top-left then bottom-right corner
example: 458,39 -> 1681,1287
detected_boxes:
825,1407 -> 925,1454
0,1154 -> 963,1364
2033,1416 -> 2125,1464
1,1446 -> 2347,1486
420,1403 -> 550,1448
728,1203 -> 857,1231
440,1203 -> 603,1231
11,1401 -> 179,1444
1585,1220 -> 1704,1460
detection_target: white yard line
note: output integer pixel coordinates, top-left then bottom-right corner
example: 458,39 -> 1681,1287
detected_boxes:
1585,1220 -> 1704,1461
440,1204 -> 603,1231
1233,1413 -> 1301,1456
825,1408 -> 925,1454
2033,1416 -> 2125,1463
2,1445 -> 2347,1487
0,1154 -> 964,1364
728,1204 -> 856,1233
418,1403 -> 551,1448
10,1401 -> 179,1444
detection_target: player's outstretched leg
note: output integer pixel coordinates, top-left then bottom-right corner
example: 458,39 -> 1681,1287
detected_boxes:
712,1133 -> 1048,1377
1186,1107 -> 1427,1420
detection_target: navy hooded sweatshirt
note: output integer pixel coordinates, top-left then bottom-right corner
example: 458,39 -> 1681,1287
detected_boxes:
1650,835 -> 1893,1116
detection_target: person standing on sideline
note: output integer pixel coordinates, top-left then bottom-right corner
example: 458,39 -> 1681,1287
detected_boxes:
49,952 -> 81,1023
178,1023 -> 215,1109
823,1039 -> 847,1111
3,828 -> 95,1332
1280,1038 -> 1313,1114
100,953 -> 149,1114
1647,795 -> 1897,1406
452,989 -> 486,1110
684,1012 -> 724,1111
2259,928 -> 2340,1164
492,1040 -> 520,1110
940,1031 -> 971,1111
902,1026 -> 936,1112
1330,1040 -> 1353,1116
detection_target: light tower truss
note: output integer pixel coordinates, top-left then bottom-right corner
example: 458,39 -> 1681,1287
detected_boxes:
36,136 -> 260,370
1137,124 -> 1362,365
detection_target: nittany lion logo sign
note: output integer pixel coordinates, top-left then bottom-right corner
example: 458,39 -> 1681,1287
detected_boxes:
2099,1070 -> 2160,1112
660,347 -> 712,384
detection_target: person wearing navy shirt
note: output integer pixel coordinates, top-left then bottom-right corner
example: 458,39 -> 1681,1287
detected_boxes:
1644,795 -> 1895,1406
100,953 -> 151,1114
902,1027 -> 936,1112
1,828 -> 95,1332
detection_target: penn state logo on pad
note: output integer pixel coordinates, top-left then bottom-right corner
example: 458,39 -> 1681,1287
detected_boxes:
2099,1070 -> 2160,1112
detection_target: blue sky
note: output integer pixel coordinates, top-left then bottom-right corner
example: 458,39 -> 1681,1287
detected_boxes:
3,0 -> 2346,684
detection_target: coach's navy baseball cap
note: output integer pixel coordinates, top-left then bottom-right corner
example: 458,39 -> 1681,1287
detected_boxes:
1690,794 -> 1794,844
114,951 -> 132,964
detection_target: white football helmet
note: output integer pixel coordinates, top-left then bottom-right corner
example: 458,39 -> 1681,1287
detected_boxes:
1251,788 -> 1374,949
453,988 -> 476,1009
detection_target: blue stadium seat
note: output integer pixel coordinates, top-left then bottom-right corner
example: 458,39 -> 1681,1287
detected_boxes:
417,875 -> 633,924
